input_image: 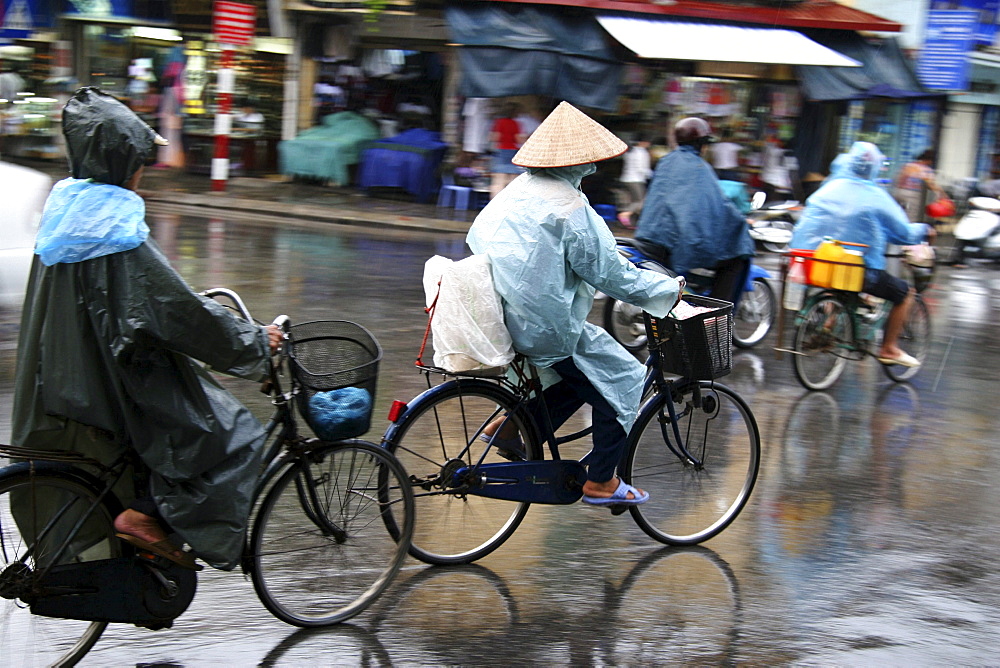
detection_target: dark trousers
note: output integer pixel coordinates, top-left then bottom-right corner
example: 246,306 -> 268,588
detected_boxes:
526,357 -> 627,483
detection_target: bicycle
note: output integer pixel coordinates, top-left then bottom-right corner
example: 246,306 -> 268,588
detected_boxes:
0,288 -> 414,666
781,251 -> 933,391
380,294 -> 760,565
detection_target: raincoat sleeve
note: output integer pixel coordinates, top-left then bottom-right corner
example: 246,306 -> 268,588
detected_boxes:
566,206 -> 679,318
119,242 -> 270,380
875,189 -> 930,246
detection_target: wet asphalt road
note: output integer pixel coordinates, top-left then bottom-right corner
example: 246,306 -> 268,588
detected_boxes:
1,204 -> 1000,666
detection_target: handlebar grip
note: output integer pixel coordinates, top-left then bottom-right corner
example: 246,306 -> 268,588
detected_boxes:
272,314 -> 291,334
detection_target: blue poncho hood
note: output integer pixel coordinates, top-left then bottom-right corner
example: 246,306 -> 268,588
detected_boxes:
34,178 -> 148,266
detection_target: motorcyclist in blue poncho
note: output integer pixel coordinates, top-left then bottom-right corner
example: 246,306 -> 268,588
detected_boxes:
634,117 -> 755,306
12,88 -> 282,570
790,141 -> 934,367
467,102 -> 682,507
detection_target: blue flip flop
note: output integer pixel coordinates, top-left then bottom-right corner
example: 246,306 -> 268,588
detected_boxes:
581,479 -> 649,506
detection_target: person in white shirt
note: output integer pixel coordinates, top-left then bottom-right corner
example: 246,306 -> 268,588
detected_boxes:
618,138 -> 652,228
710,130 -> 742,182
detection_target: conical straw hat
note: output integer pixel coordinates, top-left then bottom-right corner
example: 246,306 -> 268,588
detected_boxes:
512,101 -> 627,168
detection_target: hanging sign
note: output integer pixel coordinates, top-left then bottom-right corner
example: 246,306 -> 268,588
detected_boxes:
213,1 -> 255,47
917,10 -> 978,91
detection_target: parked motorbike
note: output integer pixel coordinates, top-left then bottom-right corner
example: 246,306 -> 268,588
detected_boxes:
746,191 -> 801,254
952,196 -> 1000,265
604,237 -> 776,351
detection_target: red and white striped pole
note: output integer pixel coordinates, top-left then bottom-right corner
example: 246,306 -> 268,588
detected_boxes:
212,48 -> 234,192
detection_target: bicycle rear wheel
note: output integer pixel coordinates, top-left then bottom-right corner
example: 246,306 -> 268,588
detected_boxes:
792,295 -> 851,390
624,381 -> 760,545
882,294 -> 931,382
382,381 -> 542,565
0,468 -> 121,667
249,441 -> 414,627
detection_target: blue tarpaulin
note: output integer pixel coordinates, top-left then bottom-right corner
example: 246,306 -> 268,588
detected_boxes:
797,32 -> 935,101
445,3 -> 622,111
357,128 -> 449,203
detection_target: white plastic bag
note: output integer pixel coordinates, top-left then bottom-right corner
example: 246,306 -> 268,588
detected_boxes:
422,255 -> 515,372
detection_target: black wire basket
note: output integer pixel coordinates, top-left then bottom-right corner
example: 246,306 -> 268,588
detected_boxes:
287,320 -> 382,441
645,295 -> 733,380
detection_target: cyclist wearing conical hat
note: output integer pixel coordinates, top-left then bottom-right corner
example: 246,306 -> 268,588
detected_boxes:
11,87 -> 282,570
467,101 -> 682,507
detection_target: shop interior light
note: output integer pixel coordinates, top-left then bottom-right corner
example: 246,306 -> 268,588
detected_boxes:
132,27 -> 182,41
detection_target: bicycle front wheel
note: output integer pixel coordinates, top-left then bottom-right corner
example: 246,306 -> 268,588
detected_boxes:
792,295 -> 851,390
249,441 -> 414,627
624,381 -> 760,545
0,468 -> 121,667
732,277 -> 775,348
383,381 -> 542,565
882,294 -> 931,382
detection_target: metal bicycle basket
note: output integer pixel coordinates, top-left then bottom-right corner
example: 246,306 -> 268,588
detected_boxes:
287,320 -> 382,441
645,294 -> 734,380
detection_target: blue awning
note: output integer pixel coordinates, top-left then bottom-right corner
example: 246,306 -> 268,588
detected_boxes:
445,3 -> 622,111
797,32 -> 938,101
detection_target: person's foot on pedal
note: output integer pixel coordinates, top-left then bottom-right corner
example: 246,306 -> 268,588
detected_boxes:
478,432 -> 525,460
581,477 -> 649,506
114,509 -> 200,570
876,350 -> 920,367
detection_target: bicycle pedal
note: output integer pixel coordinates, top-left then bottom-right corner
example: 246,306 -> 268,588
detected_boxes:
609,503 -> 629,516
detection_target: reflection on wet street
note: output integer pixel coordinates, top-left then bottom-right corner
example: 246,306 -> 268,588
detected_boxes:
1,205 -> 999,665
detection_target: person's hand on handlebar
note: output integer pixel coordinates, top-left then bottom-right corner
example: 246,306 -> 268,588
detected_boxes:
265,324 -> 283,354
924,224 -> 937,241
674,275 -> 686,308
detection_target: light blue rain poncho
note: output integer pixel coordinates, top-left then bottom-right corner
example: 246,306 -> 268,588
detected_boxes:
467,165 -> 680,433
790,141 -> 930,270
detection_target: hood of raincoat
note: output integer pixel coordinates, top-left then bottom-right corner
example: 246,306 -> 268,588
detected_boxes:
830,141 -> 885,182
467,168 -> 679,433
790,144 -> 927,271
63,87 -> 159,186
34,178 -> 148,266
634,145 -> 754,276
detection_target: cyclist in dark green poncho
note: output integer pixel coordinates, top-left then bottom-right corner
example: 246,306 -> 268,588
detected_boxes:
11,88 -> 280,570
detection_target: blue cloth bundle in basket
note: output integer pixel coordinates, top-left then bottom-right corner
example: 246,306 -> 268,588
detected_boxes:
308,387 -> 372,442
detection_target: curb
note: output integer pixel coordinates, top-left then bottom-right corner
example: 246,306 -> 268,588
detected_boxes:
141,188 -> 473,234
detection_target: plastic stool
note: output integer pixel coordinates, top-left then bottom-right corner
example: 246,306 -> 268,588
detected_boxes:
437,184 -> 472,210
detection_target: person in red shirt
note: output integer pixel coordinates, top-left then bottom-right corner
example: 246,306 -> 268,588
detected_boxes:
489,102 -> 526,198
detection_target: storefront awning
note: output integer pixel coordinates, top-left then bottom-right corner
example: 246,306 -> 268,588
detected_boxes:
796,32 -> 937,101
596,16 -> 861,68
446,4 -> 622,111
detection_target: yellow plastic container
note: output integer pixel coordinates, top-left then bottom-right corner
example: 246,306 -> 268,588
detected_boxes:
809,239 -> 865,292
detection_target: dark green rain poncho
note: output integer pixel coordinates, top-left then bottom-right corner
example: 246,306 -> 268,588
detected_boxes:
11,88 -> 269,570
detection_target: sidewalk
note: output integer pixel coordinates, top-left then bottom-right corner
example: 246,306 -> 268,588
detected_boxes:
8,157 -> 478,235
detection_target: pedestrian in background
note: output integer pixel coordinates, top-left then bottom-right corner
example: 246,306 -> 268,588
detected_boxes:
488,102 -> 525,199
710,128 -> 742,182
894,149 -> 945,222
618,137 -> 652,228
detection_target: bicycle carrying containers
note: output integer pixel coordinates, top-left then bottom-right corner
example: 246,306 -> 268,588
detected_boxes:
288,320 -> 382,441
809,239 -> 865,292
646,294 -> 733,380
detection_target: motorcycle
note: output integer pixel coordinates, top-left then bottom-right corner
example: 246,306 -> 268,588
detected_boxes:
746,191 -> 802,254
952,196 -> 1000,265
603,237 -> 776,351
